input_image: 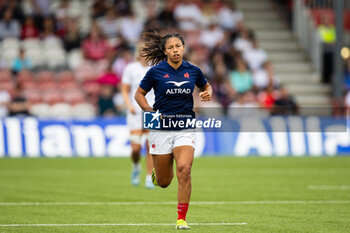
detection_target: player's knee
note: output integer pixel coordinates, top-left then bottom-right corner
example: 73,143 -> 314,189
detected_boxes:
131,150 -> 140,158
157,175 -> 173,188
177,164 -> 191,181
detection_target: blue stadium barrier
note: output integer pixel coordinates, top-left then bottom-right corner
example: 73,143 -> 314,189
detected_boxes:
0,117 -> 349,157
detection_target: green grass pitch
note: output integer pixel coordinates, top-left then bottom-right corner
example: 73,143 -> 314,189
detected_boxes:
0,156 -> 349,233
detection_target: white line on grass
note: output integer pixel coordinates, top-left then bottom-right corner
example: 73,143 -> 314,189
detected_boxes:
308,185 -> 350,190
0,223 -> 247,227
0,200 -> 349,206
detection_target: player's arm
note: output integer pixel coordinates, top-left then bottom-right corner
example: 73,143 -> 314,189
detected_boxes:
198,83 -> 212,102
121,83 -> 136,114
135,86 -> 153,112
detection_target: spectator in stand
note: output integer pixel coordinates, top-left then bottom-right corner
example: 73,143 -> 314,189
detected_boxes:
201,0 -> 218,28
33,0 -> 52,17
0,0 -> 24,22
227,91 -> 263,118
0,89 -> 11,118
252,62 -> 276,90
318,14 -> 336,84
199,21 -> 224,49
0,8 -> 20,40
76,23 -> 111,81
120,10 -> 144,46
91,0 -> 108,19
233,23 -> 253,53
243,38 -> 267,72
97,7 -> 120,39
257,84 -> 277,112
211,61 -> 235,110
54,0 -> 70,38
8,83 -> 30,116
21,0 -> 52,31
97,84 -> 118,117
82,23 -> 110,61
229,57 -> 253,93
272,86 -> 299,115
21,16 -> 39,39
40,16 -> 57,39
12,48 -> 33,74
97,62 -> 121,88
114,0 -> 131,15
157,0 -> 177,29
173,0 -> 202,32
222,45 -> 238,71
218,1 -> 243,31
144,7 -> 160,31
112,46 -> 133,80
63,18 -> 81,51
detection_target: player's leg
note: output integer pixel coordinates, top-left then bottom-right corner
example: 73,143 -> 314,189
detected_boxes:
152,154 -> 174,188
130,129 -> 142,186
143,131 -> 155,189
172,130 -> 195,229
173,145 -> 194,204
173,146 -> 194,229
148,130 -> 174,188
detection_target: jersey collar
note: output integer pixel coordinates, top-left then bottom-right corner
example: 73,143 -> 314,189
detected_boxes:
161,60 -> 190,72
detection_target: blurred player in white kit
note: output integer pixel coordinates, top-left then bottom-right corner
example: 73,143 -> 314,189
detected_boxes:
121,43 -> 155,189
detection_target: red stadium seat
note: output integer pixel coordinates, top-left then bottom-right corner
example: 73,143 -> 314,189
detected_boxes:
42,91 -> 64,105
0,70 -> 12,82
36,71 -> 56,83
38,81 -> 57,90
63,89 -> 86,105
309,8 -> 334,27
83,81 -> 101,97
58,81 -> 79,90
17,70 -> 34,84
24,89 -> 42,104
57,71 -> 75,83
21,81 -> 37,90
0,81 -> 14,93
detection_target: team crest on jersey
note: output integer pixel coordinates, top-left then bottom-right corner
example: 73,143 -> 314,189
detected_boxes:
184,72 -> 190,79
163,74 -> 169,78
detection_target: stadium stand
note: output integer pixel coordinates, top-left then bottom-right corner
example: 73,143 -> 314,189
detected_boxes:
235,0 -> 331,112
0,0 -> 347,118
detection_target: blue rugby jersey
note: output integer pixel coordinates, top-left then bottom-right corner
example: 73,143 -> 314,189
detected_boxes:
139,60 -> 207,116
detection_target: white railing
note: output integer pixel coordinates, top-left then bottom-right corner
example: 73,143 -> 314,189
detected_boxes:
293,0 -> 322,72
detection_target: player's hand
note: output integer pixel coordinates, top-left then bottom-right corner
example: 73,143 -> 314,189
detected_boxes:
199,91 -> 211,102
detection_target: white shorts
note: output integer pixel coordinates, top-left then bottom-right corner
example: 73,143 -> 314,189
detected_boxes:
126,112 -> 142,131
148,130 -> 196,154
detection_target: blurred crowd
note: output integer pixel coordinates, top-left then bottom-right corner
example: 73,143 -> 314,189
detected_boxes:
0,0 -> 299,119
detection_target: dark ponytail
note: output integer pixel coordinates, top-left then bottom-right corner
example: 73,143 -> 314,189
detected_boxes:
141,31 -> 185,66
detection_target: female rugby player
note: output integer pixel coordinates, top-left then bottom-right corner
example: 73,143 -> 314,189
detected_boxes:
135,32 -> 212,229
121,43 -> 155,189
